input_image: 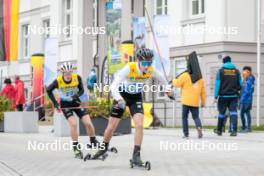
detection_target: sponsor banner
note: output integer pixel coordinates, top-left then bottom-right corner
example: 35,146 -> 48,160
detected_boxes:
106,0 -> 124,75
44,38 -> 58,86
133,17 -> 146,52
153,15 -> 170,77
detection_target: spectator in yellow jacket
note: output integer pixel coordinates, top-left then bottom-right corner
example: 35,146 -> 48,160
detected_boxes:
172,71 -> 206,138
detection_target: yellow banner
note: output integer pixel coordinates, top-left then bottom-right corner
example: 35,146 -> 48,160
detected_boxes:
10,0 -> 19,61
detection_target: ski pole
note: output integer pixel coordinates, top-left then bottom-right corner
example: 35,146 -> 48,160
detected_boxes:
144,6 -> 169,82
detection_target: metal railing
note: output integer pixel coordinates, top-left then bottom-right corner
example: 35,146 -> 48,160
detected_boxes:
33,94 -> 46,111
25,93 -> 46,112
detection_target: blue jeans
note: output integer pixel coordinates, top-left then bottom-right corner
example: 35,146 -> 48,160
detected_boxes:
182,105 -> 202,136
240,104 -> 252,130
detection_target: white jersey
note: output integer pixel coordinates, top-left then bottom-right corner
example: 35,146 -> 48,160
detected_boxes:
110,62 -> 168,100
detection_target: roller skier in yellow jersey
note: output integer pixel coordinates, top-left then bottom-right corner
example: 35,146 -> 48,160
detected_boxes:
46,62 -> 99,159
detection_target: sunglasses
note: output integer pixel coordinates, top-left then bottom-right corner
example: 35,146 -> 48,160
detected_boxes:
140,61 -> 152,67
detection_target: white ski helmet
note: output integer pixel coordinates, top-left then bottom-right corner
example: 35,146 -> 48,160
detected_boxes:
60,62 -> 74,72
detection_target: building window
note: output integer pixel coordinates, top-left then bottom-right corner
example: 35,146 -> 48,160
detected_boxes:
42,19 -> 50,49
175,58 -> 187,76
62,0 -> 72,39
210,66 -> 218,95
21,24 -> 30,59
43,19 -> 50,39
156,59 -> 175,100
155,0 -> 167,15
156,58 -> 188,100
156,80 -> 165,99
191,0 -> 205,16
174,57 -> 187,96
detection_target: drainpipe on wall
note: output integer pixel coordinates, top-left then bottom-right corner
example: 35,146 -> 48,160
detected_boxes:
93,0 -> 100,82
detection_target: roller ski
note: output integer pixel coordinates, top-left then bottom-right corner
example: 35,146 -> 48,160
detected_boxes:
84,147 -> 109,161
129,151 -> 151,171
87,143 -> 118,153
83,152 -> 108,161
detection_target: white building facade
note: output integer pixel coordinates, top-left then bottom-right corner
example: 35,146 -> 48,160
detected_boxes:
0,0 -> 263,126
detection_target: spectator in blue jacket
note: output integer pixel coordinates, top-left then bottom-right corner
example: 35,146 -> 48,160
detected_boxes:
240,66 -> 255,133
87,68 -> 97,91
86,68 -> 97,100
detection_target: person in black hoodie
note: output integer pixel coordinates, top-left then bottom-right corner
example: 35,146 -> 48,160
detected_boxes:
214,56 -> 242,136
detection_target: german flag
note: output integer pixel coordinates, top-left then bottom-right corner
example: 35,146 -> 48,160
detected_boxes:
0,0 -> 19,61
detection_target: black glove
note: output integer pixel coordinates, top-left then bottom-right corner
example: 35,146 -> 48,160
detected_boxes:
167,94 -> 175,100
72,94 -> 81,104
165,85 -> 175,100
54,103 -> 61,111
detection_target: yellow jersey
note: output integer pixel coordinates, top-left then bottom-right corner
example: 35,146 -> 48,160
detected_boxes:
57,73 -> 79,101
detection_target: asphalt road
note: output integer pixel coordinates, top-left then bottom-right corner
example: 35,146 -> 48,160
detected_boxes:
0,127 -> 264,176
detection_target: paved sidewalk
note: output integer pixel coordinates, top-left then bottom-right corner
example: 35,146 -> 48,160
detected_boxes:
0,127 -> 264,176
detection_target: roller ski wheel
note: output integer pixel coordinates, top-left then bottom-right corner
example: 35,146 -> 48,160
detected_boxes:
145,161 -> 151,171
129,159 -> 134,168
84,147 -> 109,162
100,153 -> 108,161
83,153 -> 108,161
129,159 -> 151,171
83,153 -> 91,161
109,147 -> 118,153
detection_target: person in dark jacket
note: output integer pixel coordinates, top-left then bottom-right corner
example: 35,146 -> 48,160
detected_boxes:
14,76 -> 25,111
86,68 -> 97,91
86,68 -> 97,100
1,78 -> 16,109
239,66 -> 255,133
214,56 -> 242,136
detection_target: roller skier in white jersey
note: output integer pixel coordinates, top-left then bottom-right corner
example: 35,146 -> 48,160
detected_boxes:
89,48 -> 173,169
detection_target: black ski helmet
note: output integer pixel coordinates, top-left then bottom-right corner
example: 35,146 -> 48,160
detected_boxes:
136,48 -> 154,61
